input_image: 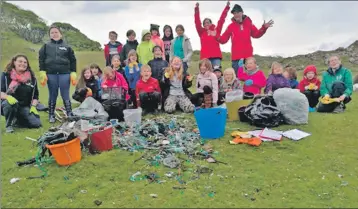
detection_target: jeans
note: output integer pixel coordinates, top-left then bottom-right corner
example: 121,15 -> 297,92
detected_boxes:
47,74 -> 70,103
183,62 -> 188,74
2,100 -> 41,128
303,90 -> 320,108
232,59 -> 244,75
139,92 -> 161,111
209,58 -> 221,68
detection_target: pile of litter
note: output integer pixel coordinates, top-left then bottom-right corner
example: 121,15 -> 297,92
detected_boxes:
112,114 -> 206,169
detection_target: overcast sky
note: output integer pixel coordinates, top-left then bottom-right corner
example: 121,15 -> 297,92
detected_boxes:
10,1 -> 358,57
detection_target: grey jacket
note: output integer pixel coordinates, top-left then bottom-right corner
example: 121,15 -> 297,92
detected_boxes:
169,34 -> 193,66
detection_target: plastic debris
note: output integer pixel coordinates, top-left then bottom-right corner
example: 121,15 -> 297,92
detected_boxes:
165,172 -> 175,178
94,200 -> 102,206
10,178 -> 20,184
150,194 -> 158,198
341,181 -> 349,186
80,190 -> 87,194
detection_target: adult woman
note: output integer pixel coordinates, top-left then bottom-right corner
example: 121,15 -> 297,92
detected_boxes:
170,25 -> 193,74
1,55 -> 42,133
215,4 -> 274,74
38,25 -> 77,123
194,1 -> 230,67
317,55 -> 353,113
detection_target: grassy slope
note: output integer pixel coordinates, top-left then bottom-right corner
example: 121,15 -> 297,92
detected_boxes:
1,33 -> 358,208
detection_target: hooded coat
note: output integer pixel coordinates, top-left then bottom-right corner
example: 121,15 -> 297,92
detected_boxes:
137,30 -> 155,65
195,5 -> 230,60
216,16 -> 268,61
298,65 -> 321,93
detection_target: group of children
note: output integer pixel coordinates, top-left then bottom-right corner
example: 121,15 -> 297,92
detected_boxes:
71,27 -> 329,120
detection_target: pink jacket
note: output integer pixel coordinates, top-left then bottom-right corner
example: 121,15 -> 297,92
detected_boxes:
237,66 -> 266,95
151,35 -> 165,60
196,71 -> 219,104
101,71 -> 130,100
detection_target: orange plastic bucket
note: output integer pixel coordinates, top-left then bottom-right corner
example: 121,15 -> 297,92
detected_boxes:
46,138 -> 82,166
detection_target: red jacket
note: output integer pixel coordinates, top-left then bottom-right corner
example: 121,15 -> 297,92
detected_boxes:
195,5 -> 230,60
237,66 -> 266,95
104,42 -> 123,66
298,65 -> 321,93
135,77 -> 161,107
217,16 -> 268,61
101,71 -> 130,100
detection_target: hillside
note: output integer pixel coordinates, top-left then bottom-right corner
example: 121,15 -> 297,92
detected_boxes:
0,1 -> 101,51
0,1 -> 357,74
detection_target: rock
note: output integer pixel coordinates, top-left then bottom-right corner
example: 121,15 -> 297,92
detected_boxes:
349,57 -> 358,64
94,200 -> 102,206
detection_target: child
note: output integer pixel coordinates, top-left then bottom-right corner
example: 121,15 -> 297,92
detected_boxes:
218,67 -> 241,105
170,25 -> 193,73
162,56 -> 195,113
191,59 -> 219,107
162,25 -> 174,63
137,30 -> 155,65
101,66 -> 130,101
354,74 -> 358,92
213,65 -> 223,89
238,57 -> 266,95
90,63 -> 103,95
120,29 -> 138,67
283,66 -> 299,89
124,50 -> 142,108
298,65 -> 321,112
148,46 -> 169,81
104,31 -> 123,66
150,24 -> 165,60
135,65 -> 161,114
264,61 -> 290,94
72,67 -> 100,103
111,55 -> 125,77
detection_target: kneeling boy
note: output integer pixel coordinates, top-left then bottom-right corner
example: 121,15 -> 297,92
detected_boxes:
135,65 -> 161,114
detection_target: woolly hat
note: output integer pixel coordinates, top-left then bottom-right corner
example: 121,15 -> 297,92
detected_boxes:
150,24 -> 160,31
231,4 -> 243,14
213,65 -> 222,73
141,29 -> 151,41
303,65 -> 317,76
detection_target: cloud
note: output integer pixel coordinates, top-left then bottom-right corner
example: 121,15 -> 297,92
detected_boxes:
10,1 -> 358,57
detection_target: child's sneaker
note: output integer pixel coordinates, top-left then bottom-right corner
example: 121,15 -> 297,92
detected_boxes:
309,107 -> 316,112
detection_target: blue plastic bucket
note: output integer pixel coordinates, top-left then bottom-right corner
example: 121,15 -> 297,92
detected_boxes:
194,107 -> 227,139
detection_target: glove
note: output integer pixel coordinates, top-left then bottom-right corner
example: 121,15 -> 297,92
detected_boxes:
308,83 -> 316,90
39,71 -> 47,87
70,72 -> 77,86
30,106 -> 39,115
6,95 -> 18,105
187,75 -> 193,82
164,72 -> 169,78
86,88 -> 93,97
238,59 -> 244,67
245,79 -> 253,86
323,94 -> 330,100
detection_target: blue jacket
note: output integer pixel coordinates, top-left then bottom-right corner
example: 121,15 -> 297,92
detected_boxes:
125,63 -> 142,89
289,79 -> 299,89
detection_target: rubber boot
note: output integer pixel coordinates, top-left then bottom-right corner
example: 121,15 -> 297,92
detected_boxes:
48,102 -> 56,123
63,100 -> 74,117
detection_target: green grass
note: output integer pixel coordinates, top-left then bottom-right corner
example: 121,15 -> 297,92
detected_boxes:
1,32 -> 358,208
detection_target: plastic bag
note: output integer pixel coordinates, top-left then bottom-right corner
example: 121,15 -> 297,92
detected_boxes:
273,88 -> 309,125
225,89 -> 244,103
72,97 -> 109,122
244,95 -> 284,128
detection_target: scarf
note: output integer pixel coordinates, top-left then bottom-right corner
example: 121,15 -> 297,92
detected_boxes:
244,66 -> 259,76
8,69 -> 32,94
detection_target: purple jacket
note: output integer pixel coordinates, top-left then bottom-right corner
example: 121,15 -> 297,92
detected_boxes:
264,74 -> 290,94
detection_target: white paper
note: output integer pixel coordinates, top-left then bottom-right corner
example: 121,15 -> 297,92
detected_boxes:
283,129 -> 311,141
259,128 -> 283,141
248,130 -> 273,142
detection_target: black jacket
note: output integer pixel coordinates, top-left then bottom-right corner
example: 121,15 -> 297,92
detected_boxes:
120,40 -> 139,67
1,71 -> 39,106
161,71 -> 193,103
39,39 -> 77,74
72,77 -> 100,103
148,58 -> 168,81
